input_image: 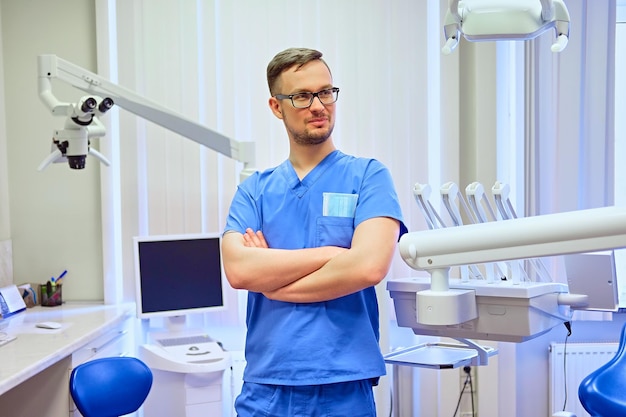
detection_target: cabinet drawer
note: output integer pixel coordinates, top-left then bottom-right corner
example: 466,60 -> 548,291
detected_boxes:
71,322 -> 132,366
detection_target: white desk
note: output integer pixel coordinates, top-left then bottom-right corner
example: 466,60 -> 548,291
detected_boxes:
0,303 -> 133,416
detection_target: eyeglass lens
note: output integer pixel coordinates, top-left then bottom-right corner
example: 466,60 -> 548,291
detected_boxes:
291,88 -> 338,108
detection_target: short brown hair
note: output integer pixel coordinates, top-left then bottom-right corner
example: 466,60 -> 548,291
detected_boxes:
266,48 -> 331,96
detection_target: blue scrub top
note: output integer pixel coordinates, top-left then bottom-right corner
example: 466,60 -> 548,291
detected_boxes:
224,150 -> 407,386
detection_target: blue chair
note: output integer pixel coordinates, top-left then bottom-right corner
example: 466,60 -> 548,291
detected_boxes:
578,323 -> 626,417
69,356 -> 153,417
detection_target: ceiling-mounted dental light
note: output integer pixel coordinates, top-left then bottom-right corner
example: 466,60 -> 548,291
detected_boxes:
442,0 -> 570,54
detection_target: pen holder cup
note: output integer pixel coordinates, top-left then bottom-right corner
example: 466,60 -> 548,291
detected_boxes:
41,284 -> 62,307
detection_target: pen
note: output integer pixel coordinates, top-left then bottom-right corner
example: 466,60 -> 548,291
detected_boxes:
52,270 -> 67,284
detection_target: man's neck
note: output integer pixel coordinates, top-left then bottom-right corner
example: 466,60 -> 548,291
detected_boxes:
289,140 -> 336,180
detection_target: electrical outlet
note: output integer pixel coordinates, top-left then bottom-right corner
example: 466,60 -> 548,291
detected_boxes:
459,366 -> 477,417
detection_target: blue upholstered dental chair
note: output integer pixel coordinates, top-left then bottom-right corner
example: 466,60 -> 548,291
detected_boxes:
69,356 -> 153,417
578,323 -> 626,417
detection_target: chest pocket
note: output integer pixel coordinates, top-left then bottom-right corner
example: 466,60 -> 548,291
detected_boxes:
316,216 -> 354,248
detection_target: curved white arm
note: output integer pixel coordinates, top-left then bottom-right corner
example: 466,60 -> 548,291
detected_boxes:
37,149 -> 63,171
89,148 -> 111,167
400,206 -> 626,270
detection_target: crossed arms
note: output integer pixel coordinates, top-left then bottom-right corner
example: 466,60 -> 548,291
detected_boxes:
221,217 -> 400,303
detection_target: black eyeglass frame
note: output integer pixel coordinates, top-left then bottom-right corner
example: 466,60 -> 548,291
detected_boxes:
274,87 -> 340,108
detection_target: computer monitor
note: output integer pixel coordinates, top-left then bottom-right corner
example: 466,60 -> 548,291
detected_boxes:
133,233 -> 226,324
564,250 -> 619,311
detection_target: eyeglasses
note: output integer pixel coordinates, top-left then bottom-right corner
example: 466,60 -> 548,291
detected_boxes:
274,87 -> 340,108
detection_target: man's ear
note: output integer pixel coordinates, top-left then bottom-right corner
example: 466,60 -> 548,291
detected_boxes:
268,97 -> 284,120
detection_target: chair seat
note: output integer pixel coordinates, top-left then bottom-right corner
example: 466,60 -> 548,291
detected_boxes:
579,323 -> 626,417
70,356 -> 153,417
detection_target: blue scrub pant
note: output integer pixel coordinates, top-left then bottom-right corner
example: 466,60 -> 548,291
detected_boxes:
235,379 -> 377,417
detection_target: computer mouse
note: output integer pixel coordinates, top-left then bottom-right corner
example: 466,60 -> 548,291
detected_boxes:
36,321 -> 62,329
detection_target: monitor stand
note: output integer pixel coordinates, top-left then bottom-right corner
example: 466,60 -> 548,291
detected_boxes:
165,315 -> 188,333
143,314 -> 210,345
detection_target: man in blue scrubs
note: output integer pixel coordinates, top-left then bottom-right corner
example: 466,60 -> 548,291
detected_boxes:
222,47 -> 407,417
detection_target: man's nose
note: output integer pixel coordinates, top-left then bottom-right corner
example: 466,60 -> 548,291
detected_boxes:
309,95 -> 325,110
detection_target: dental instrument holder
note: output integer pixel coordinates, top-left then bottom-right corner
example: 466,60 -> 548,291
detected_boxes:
387,205 -> 626,368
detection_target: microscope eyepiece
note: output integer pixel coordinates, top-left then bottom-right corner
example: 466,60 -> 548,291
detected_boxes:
80,97 -> 97,113
98,97 -> 114,113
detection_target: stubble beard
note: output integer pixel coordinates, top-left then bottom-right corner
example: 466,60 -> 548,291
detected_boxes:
291,127 -> 332,146
287,114 -> 335,146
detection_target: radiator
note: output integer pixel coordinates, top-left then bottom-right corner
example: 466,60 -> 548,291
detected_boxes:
549,342 -> 619,417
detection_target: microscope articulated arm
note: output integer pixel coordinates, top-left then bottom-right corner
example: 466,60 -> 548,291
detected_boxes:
38,54 -> 255,177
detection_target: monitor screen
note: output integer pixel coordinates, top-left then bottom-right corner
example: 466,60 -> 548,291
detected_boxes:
133,233 -> 225,319
564,250 -> 619,311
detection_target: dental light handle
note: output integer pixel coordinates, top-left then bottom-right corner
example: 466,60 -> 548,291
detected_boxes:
442,36 -> 459,55
551,34 -> 569,52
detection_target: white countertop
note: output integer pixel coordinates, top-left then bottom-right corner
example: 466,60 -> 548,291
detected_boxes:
0,302 -> 133,396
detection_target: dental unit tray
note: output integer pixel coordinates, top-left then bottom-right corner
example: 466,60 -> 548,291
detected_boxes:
384,340 -> 497,369
388,276 -> 570,343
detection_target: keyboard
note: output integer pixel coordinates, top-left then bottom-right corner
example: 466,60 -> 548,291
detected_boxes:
0,334 -> 16,347
157,334 -> 214,347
